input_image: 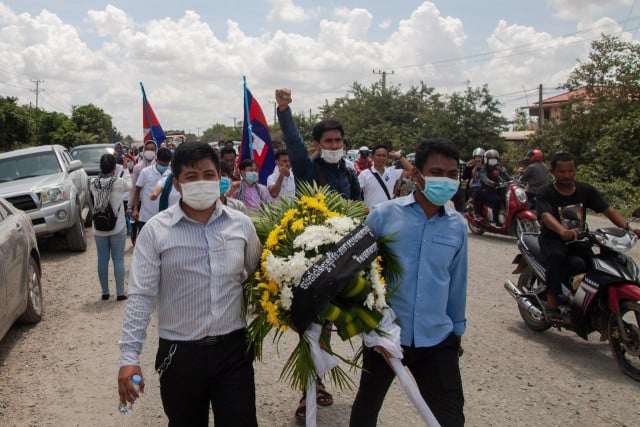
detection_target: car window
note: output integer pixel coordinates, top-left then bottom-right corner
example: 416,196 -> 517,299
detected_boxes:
70,147 -> 113,166
0,152 -> 62,181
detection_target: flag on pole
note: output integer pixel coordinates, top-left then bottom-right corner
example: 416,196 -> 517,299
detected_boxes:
140,82 -> 166,146
241,78 -> 276,185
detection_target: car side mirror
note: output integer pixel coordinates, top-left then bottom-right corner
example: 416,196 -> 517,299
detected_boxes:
68,159 -> 83,172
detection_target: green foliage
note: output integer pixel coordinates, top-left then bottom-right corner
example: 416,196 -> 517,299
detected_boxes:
318,81 -> 508,157
0,96 -> 33,151
528,34 -> 640,214
201,123 -> 242,142
70,104 -> 114,146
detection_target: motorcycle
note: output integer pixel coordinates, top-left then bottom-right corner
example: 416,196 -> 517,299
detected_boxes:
504,208 -> 640,381
463,179 -> 539,238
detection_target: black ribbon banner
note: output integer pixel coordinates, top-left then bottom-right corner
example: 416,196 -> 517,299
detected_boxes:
291,224 -> 378,333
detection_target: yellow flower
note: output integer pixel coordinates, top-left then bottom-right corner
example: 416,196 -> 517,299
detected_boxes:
261,249 -> 271,261
291,219 -> 304,233
266,226 -> 283,250
268,279 -> 279,294
281,209 -> 298,228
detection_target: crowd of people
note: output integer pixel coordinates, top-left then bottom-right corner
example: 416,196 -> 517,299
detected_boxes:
80,87 -> 636,426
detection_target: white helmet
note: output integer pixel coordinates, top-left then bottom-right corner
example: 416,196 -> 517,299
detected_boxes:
484,149 -> 499,165
472,147 -> 485,158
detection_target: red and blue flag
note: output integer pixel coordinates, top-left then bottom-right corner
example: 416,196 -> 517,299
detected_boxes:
140,82 -> 166,146
240,84 -> 276,185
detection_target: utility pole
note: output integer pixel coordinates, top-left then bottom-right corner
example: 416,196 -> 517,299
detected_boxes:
372,69 -> 394,93
538,84 -> 543,129
30,79 -> 44,110
270,101 -> 277,125
233,117 -> 237,129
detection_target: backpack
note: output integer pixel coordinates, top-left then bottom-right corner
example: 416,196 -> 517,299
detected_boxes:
92,177 -> 120,231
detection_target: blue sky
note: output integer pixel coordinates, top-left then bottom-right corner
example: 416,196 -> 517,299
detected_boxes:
0,1 -> 638,139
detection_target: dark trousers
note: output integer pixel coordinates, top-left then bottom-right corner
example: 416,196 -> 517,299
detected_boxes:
350,333 -> 465,427
539,236 -> 591,295
155,330 -> 257,427
481,190 -> 502,222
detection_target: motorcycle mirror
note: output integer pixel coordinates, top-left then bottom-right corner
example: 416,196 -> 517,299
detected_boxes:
632,207 -> 640,218
561,208 -> 579,221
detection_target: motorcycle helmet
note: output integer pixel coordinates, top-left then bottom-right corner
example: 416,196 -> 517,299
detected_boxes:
484,149 -> 499,166
472,147 -> 485,158
528,149 -> 544,162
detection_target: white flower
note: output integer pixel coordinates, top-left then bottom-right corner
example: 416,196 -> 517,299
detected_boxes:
325,216 -> 358,235
364,292 -> 375,310
293,225 -> 338,252
280,285 -> 294,310
288,251 -> 311,286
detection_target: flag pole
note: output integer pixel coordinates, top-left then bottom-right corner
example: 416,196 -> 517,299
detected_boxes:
140,82 -> 157,145
242,76 -> 254,160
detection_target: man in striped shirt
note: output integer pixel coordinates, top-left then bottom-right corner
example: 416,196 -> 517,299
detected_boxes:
118,142 -> 261,426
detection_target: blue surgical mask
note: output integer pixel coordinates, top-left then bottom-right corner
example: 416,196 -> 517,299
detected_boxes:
220,176 -> 231,194
245,171 -> 259,184
419,174 -> 459,206
156,164 -> 169,174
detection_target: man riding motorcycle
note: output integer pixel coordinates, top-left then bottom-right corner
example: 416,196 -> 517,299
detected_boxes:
521,149 -> 548,207
536,152 -> 640,323
475,149 -> 511,225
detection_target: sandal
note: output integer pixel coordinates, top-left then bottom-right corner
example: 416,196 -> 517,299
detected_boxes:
545,308 -> 564,325
316,386 -> 334,406
295,397 -> 306,421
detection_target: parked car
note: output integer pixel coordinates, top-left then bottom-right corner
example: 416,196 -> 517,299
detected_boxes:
0,145 -> 91,251
0,196 -> 42,341
70,144 -> 114,178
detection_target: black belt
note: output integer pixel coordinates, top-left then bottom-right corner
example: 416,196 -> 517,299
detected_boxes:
160,328 -> 246,346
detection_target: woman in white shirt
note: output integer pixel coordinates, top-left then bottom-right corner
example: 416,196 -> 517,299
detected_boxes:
90,154 -> 132,301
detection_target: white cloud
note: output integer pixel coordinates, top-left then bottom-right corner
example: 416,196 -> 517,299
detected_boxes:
548,0 -> 633,22
379,19 -> 391,30
267,0 -> 311,23
0,1 -> 637,138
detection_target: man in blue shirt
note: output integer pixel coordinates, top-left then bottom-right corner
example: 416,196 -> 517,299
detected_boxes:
350,139 -> 468,427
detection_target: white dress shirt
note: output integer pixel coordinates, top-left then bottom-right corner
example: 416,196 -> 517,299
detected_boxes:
135,165 -> 170,222
119,200 -> 261,365
267,169 -> 296,201
358,166 -> 403,209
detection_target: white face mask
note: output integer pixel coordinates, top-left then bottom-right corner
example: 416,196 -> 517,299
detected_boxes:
144,151 -> 156,161
487,158 -> 498,166
320,149 -> 343,164
180,180 -> 220,210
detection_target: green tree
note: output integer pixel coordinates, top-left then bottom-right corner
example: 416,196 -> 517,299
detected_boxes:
0,97 -> 33,151
529,34 -> 640,211
70,104 -> 114,146
511,110 -> 530,131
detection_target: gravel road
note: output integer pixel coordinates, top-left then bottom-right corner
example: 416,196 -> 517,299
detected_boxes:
0,215 -> 639,426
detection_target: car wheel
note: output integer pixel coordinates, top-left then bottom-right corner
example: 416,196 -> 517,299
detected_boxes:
66,205 -> 87,252
84,197 -> 93,228
18,256 -> 43,324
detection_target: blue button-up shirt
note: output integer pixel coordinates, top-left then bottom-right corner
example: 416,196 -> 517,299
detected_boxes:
366,193 -> 468,347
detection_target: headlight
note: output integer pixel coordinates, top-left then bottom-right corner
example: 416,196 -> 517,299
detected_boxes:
39,186 -> 68,204
515,188 -> 528,203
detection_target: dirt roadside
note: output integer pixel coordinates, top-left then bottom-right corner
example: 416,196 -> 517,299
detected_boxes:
0,215 -> 639,426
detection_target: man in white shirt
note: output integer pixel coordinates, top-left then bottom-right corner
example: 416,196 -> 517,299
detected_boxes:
118,142 -> 261,425
267,150 -> 296,201
358,144 -> 413,209
131,147 -> 172,232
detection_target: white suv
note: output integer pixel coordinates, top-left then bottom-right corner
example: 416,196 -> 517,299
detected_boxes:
0,145 -> 92,252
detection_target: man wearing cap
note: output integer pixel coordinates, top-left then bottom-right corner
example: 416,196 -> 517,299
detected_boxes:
354,146 -> 373,176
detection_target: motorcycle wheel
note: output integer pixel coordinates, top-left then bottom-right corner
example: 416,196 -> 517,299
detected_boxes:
516,218 -> 540,239
608,300 -> 640,381
517,266 -> 551,332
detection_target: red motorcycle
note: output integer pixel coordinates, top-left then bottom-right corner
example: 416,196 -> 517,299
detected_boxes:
463,180 -> 539,238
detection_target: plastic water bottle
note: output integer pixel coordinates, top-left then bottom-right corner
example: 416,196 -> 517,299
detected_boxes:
117,374 -> 142,415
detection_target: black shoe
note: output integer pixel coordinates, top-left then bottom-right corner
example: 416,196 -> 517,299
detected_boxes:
116,295 -> 128,301
101,294 -> 110,301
